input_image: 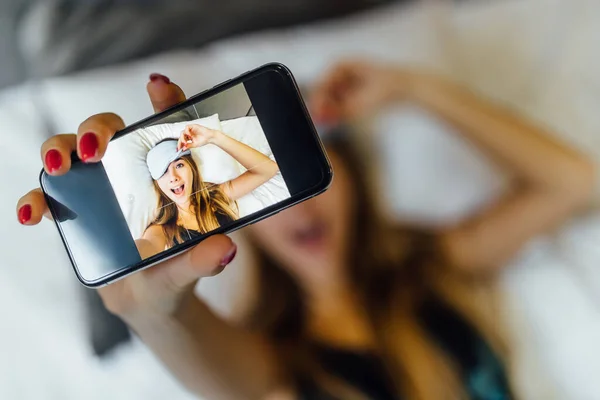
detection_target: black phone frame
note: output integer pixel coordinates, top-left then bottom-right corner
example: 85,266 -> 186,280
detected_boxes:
40,62 -> 333,287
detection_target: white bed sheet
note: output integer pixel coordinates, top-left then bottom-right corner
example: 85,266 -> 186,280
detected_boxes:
2,1 -> 600,399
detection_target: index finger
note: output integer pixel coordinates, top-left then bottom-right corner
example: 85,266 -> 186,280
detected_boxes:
177,134 -> 187,151
17,189 -> 50,225
77,113 -> 125,163
76,74 -> 187,163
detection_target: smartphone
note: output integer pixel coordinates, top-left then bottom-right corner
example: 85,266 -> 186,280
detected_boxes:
40,63 -> 332,287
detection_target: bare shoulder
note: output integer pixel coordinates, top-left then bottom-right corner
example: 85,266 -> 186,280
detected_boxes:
143,224 -> 163,238
140,224 -> 167,256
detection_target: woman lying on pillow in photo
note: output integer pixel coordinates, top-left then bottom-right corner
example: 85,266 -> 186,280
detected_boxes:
142,123 -> 279,254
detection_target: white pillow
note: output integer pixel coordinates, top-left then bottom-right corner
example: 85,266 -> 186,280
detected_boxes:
221,116 -> 273,160
221,116 -> 289,217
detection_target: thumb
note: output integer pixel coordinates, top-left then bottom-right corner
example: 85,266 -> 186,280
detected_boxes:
146,235 -> 237,292
147,73 -> 187,113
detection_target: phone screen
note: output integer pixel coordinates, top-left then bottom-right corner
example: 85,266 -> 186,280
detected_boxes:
42,65 -> 330,286
104,81 -> 291,257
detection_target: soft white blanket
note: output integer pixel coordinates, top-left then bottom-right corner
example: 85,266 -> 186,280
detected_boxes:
2,1 -> 600,399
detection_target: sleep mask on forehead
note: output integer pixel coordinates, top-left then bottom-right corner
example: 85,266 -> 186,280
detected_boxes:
146,140 -> 191,180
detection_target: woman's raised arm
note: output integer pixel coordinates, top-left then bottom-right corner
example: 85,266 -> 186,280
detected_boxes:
312,61 -> 596,275
412,74 -> 595,274
181,123 -> 280,201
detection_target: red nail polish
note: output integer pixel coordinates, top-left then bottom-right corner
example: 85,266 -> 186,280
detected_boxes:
149,73 -> 171,84
18,204 -> 32,224
220,244 -> 237,267
80,132 -> 99,161
45,149 -> 62,173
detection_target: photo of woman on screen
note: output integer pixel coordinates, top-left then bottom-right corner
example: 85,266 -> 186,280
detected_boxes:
141,123 -> 280,253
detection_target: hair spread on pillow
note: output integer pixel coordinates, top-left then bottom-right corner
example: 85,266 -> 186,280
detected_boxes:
150,152 -> 238,247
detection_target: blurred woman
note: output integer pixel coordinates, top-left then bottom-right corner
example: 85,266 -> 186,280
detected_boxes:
18,67 -> 594,399
142,124 -> 279,254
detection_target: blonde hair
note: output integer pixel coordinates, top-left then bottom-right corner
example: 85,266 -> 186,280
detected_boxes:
246,132 -> 511,399
151,151 -> 238,247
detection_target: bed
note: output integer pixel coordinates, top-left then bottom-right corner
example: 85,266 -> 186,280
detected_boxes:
1,1 -> 600,398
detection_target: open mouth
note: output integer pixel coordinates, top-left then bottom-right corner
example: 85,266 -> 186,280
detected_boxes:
171,184 -> 185,196
291,220 -> 328,248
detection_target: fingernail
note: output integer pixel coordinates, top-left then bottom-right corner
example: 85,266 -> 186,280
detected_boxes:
219,243 -> 237,267
45,149 -> 62,173
18,204 -> 32,224
80,132 -> 99,161
149,73 -> 170,84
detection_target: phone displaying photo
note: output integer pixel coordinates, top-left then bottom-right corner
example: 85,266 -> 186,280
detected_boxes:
41,63 -> 332,287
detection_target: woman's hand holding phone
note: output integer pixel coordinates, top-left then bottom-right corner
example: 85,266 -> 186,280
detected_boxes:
15,75 -> 237,322
13,66 -> 329,398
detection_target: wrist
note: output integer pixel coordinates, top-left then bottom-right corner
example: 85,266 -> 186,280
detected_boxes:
387,69 -> 419,100
208,129 -> 225,145
122,308 -> 173,329
382,67 -> 438,104
405,72 -> 446,106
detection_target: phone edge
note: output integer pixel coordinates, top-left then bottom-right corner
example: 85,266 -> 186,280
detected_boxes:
41,62 -> 333,288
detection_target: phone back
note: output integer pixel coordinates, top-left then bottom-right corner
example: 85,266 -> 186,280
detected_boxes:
41,161 -> 141,285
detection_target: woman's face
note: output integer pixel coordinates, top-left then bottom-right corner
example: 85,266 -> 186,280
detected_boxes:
156,158 -> 194,206
248,150 -> 356,282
